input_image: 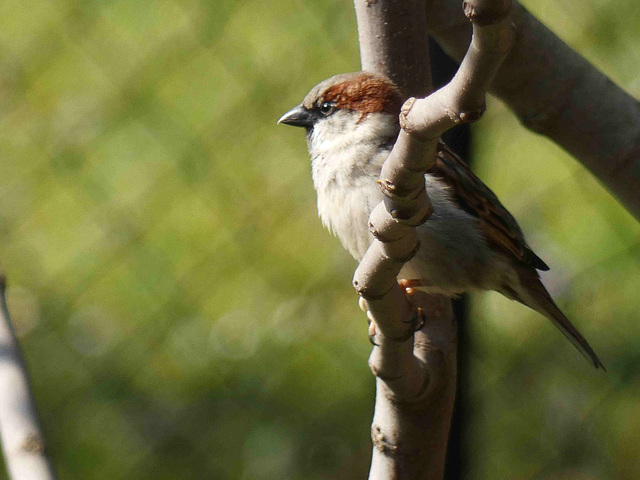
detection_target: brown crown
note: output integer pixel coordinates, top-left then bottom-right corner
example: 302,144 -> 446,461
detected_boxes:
304,72 -> 405,117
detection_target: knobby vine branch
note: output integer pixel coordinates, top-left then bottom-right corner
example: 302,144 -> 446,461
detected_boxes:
427,0 -> 640,220
353,0 -> 513,478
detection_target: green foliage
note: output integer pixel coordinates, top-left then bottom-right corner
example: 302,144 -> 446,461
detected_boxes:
0,0 -> 639,478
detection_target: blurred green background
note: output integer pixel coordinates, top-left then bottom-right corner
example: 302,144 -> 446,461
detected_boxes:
0,0 -> 639,478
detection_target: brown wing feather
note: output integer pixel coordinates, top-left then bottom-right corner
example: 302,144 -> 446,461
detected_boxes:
429,143 -> 549,271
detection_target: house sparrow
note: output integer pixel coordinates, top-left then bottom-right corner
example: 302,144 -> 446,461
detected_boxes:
279,72 -> 604,369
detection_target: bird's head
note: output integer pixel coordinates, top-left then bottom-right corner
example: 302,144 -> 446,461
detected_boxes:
278,72 -> 405,155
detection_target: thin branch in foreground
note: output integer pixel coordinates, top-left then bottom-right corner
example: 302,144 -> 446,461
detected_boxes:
0,274 -> 57,480
353,0 -> 513,478
426,0 -> 640,220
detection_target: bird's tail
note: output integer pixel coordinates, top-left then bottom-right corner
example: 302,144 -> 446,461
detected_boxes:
514,268 -> 605,370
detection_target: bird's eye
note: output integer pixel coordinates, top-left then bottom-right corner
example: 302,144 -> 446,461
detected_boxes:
319,102 -> 336,116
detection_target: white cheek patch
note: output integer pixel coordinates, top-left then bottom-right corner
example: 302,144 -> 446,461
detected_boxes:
308,111 -> 398,157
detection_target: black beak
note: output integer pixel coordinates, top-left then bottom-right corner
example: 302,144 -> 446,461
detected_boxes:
277,105 -> 316,128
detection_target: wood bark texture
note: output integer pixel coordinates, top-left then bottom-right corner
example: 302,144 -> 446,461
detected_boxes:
427,0 -> 640,220
0,275 -> 57,480
353,0 -> 513,478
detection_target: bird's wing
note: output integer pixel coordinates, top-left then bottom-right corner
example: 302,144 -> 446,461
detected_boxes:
428,142 -> 549,271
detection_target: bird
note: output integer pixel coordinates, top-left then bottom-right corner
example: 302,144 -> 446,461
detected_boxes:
278,71 -> 604,369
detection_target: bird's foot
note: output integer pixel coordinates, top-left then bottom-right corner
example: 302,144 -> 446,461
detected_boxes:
398,279 -> 426,290
358,280 -> 427,345
404,308 -> 426,332
358,297 -> 379,345
398,279 -> 427,332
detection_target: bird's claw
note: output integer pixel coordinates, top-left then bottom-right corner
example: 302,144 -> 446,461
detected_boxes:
368,319 -> 379,346
399,279 -> 426,332
359,280 -> 426,345
403,307 -> 426,331
398,278 -> 426,290
360,297 -> 380,345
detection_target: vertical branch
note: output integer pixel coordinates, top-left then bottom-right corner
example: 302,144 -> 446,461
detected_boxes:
0,274 -> 57,480
354,1 -> 456,478
354,0 -> 432,97
354,0 -> 513,479
429,38 -> 473,480
354,0 -> 452,478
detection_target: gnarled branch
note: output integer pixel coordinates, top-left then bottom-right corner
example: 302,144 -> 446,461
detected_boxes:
354,0 -> 513,478
427,0 -> 640,220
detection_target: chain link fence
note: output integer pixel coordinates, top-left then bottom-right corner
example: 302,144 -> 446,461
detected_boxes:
0,0 -> 639,479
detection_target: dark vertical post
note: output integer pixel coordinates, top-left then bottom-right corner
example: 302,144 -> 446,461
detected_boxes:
429,37 -> 470,480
